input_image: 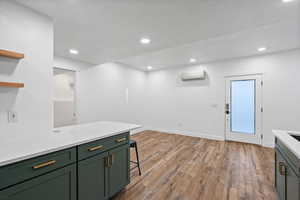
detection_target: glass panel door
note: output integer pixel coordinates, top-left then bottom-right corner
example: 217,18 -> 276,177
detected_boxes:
225,75 -> 262,145
231,80 -> 255,134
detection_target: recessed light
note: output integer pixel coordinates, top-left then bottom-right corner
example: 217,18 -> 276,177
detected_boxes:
190,58 -> 197,63
69,49 -> 79,55
257,47 -> 267,52
140,38 -> 151,44
147,66 -> 153,70
282,0 -> 294,3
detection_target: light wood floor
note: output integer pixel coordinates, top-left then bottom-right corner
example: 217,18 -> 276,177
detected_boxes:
113,131 -> 278,200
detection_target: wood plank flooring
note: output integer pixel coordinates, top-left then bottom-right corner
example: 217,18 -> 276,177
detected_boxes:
112,131 -> 278,200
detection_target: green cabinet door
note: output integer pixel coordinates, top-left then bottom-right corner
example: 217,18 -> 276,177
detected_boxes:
276,149 -> 286,200
78,152 -> 108,200
0,164 -> 76,200
286,164 -> 300,200
108,144 -> 130,196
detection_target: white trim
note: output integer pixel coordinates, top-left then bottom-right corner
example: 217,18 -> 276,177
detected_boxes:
130,127 -> 147,135
53,66 -> 76,72
224,73 -> 263,78
131,126 -> 275,147
263,142 -> 274,148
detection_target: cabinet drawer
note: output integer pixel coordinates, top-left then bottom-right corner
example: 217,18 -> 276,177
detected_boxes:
78,132 -> 129,161
0,164 -> 77,200
110,132 -> 130,148
0,147 -> 76,190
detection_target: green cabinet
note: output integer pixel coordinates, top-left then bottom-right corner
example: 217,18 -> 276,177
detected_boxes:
275,138 -> 300,200
78,144 -> 130,200
0,164 -> 76,200
108,144 -> 130,196
78,152 -> 108,200
0,148 -> 76,190
0,132 -> 130,200
286,163 -> 300,200
276,149 -> 286,200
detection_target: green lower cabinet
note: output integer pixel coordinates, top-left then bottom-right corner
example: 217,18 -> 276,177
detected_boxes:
275,145 -> 300,200
276,150 -> 286,200
78,152 -> 109,200
0,133 -> 130,200
286,164 -> 300,200
108,144 -> 130,196
78,144 -> 130,200
0,164 -> 76,200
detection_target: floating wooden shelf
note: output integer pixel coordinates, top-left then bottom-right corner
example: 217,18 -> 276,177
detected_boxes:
0,82 -> 24,88
0,49 -> 24,59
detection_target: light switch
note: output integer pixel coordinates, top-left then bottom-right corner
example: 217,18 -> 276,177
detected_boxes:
8,110 -> 18,123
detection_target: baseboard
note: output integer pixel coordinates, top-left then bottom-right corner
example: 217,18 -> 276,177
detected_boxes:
262,142 -> 275,148
132,126 -> 224,141
131,126 -> 274,148
130,127 -> 147,135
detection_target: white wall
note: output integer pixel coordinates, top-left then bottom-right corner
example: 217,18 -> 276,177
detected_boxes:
76,63 -> 147,127
0,1 -> 53,141
73,49 -> 300,147
143,49 -> 300,147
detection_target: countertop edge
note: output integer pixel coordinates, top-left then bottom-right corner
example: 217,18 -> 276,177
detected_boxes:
273,129 -> 300,160
0,125 -> 141,167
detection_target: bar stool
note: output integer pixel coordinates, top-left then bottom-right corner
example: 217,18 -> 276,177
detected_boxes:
130,140 -> 141,176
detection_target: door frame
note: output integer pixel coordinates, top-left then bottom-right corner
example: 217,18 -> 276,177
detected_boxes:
224,74 -> 263,145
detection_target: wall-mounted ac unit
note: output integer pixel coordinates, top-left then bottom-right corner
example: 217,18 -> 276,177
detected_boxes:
181,70 -> 206,81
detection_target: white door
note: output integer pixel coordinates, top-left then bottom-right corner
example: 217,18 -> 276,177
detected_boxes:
225,75 -> 262,145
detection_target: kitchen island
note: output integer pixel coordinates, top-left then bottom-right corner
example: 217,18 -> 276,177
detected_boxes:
0,121 -> 141,200
273,130 -> 300,200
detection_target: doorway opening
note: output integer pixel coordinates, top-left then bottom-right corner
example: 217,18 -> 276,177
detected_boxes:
53,67 -> 77,128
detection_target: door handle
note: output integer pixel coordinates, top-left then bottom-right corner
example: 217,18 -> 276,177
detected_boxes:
279,162 -> 286,176
225,103 -> 230,115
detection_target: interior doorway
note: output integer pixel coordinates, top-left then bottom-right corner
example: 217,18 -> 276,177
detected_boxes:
53,67 -> 77,128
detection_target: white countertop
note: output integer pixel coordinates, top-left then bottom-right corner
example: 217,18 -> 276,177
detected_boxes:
273,129 -> 300,159
0,121 -> 141,167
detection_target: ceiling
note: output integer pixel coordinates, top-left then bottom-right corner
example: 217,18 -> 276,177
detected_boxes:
16,0 -> 300,70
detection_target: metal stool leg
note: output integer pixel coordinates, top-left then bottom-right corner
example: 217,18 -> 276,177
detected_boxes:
134,143 -> 142,176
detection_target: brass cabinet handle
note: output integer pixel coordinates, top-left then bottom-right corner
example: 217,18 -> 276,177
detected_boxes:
33,160 -> 56,170
111,154 -> 115,165
115,138 -> 126,143
279,162 -> 286,176
105,155 -> 113,168
105,156 -> 110,167
104,155 -> 115,168
88,145 -> 104,152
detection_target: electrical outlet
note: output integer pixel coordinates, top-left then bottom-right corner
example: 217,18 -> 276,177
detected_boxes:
7,110 -> 18,123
